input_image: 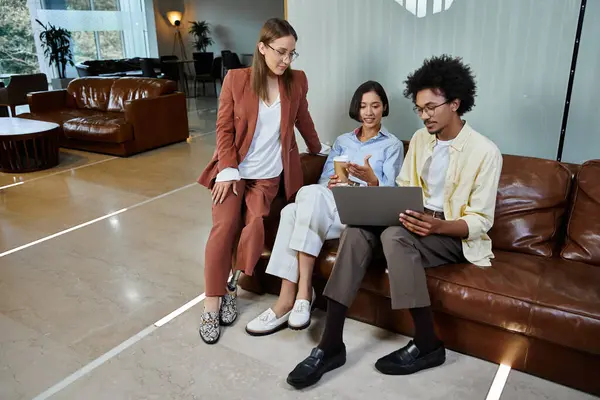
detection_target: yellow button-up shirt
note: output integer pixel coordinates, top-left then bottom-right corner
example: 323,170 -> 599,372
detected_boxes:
397,122 -> 502,267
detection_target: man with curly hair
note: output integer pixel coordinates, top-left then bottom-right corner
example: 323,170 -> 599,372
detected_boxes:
286,55 -> 503,389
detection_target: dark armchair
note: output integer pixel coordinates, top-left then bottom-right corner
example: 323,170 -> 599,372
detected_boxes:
193,54 -> 221,97
0,73 -> 48,116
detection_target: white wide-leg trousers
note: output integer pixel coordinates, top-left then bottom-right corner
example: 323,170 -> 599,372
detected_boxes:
265,184 -> 345,283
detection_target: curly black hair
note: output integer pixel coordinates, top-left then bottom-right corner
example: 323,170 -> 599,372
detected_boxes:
403,55 -> 477,116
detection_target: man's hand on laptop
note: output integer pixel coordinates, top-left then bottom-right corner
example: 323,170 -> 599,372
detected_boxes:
348,155 -> 379,186
399,210 -> 442,237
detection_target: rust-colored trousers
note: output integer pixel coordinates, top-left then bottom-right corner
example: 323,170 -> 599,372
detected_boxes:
204,177 -> 280,297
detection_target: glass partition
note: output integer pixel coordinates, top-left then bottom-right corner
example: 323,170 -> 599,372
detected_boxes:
561,0 -> 600,164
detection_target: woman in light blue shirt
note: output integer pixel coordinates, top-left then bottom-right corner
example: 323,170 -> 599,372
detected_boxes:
246,81 -> 404,335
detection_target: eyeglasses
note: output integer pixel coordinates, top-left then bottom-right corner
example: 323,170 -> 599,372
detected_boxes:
413,101 -> 450,117
266,44 -> 299,62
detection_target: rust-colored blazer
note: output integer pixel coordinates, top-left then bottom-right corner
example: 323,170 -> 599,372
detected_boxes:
197,68 -> 321,200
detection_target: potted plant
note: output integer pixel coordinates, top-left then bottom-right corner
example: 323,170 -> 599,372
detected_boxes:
36,19 -> 74,89
188,20 -> 214,54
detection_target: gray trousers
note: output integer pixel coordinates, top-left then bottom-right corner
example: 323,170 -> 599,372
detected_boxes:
323,225 -> 464,310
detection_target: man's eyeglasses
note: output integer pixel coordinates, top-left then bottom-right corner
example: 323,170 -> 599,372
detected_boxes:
413,101 -> 450,117
266,44 -> 299,62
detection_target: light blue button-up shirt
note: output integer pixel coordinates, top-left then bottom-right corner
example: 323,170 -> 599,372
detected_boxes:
318,125 -> 404,187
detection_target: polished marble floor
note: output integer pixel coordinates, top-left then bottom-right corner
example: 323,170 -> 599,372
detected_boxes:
0,97 -> 597,399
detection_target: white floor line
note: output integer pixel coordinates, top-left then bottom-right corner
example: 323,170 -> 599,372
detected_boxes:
31,325 -> 157,400
0,157 -> 117,190
32,290 -> 208,399
0,182 -> 197,258
0,181 -> 24,189
188,129 -> 216,138
485,364 -> 512,400
155,292 -> 206,327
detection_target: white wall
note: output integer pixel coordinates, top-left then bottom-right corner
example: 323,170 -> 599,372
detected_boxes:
288,0 -> 581,160
153,0 -> 284,58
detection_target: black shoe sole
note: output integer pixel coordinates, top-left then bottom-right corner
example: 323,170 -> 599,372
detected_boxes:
286,352 -> 346,389
288,319 -> 311,331
199,330 -> 220,345
375,353 -> 445,375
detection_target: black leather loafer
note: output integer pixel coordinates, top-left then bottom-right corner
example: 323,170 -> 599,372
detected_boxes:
286,345 -> 346,389
375,340 -> 445,375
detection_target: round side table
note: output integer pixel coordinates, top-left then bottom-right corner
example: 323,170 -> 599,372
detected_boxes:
0,117 -> 60,173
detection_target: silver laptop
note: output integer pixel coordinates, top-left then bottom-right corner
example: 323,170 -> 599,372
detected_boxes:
331,186 -> 424,226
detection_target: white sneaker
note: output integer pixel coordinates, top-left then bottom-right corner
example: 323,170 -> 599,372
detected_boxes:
288,288 -> 316,330
245,308 -> 290,336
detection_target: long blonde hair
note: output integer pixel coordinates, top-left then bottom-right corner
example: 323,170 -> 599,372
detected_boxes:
251,18 -> 298,101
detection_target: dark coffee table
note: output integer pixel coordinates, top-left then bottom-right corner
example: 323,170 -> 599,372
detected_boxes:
0,117 -> 60,172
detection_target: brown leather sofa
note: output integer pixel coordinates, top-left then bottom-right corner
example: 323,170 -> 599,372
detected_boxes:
240,149 -> 600,396
19,77 -> 189,157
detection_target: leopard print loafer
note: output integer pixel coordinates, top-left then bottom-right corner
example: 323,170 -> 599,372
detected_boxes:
219,287 -> 238,326
199,311 -> 220,344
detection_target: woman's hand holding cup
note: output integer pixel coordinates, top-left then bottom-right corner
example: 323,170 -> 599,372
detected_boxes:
328,174 -> 345,189
332,155 -> 349,187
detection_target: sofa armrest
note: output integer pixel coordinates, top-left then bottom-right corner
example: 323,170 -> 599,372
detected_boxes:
27,90 -> 68,113
75,63 -> 92,77
300,153 -> 327,186
124,92 -> 188,152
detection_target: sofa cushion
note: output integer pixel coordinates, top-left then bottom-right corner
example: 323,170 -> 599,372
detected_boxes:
17,109 -> 104,127
63,114 -> 133,143
488,155 -> 572,257
561,160 -> 600,266
424,251 -> 546,335
107,78 -> 177,112
315,249 -> 544,336
67,77 -> 116,111
529,258 -> 600,354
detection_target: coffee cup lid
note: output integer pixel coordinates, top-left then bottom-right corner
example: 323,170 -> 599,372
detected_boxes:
334,155 -> 349,162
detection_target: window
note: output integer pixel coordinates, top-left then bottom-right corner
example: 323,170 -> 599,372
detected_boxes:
72,31 -> 97,64
42,0 -> 118,11
98,31 -> 124,59
29,0 -> 157,77
72,31 -> 125,63
0,0 -> 40,74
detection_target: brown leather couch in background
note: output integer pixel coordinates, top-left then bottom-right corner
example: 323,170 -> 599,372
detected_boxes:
240,148 -> 600,396
19,77 -> 189,157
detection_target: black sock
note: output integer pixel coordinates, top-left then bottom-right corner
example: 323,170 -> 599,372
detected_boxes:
409,306 -> 441,355
318,298 -> 348,356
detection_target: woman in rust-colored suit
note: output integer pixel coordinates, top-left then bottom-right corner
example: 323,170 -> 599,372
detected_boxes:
197,18 -> 322,344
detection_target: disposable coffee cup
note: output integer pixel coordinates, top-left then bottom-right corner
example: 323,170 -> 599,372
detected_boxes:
333,155 -> 349,183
